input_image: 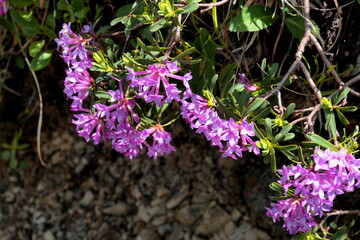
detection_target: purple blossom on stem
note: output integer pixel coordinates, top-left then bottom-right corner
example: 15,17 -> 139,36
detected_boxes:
111,124 -> 150,160
267,148 -> 360,235
72,112 -> 107,145
180,93 -> 259,159
266,198 -> 317,235
145,124 -> 176,159
56,23 -> 95,111
0,0 -> 7,16
238,73 -> 258,92
126,61 -> 191,106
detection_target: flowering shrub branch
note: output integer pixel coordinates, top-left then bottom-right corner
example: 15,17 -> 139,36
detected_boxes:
1,0 -> 360,238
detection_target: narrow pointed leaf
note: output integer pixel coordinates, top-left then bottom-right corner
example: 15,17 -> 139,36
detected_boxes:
307,133 -> 337,151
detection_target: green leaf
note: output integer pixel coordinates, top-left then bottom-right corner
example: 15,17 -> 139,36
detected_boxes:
41,26 -> 58,39
95,91 -> 111,99
30,50 -> 53,71
279,149 -> 298,161
243,98 -> 266,117
269,182 -> 284,194
330,226 -> 348,240
110,17 -> 127,26
14,0 -> 33,7
274,145 -> 297,151
282,103 -> 296,120
337,106 -> 357,112
219,63 -> 237,97
116,2 -> 139,17
334,87 -> 350,105
336,109 -> 349,125
285,15 -> 319,39
283,133 -> 295,141
10,158 -> 18,169
270,151 -> 277,172
0,18 -> 14,31
182,2 -> 199,13
307,133 -> 337,151
1,150 -> 11,161
29,40 -> 45,57
74,7 -> 89,19
251,107 -> 271,121
173,47 -> 195,61
228,5 -> 279,32
149,19 -> 167,32
325,112 -> 337,138
45,14 -> 56,30
234,89 -> 250,115
284,15 -> 305,39
264,118 -> 273,140
10,11 -> 41,36
57,0 -> 72,11
208,74 -> 218,93
273,124 -> 293,142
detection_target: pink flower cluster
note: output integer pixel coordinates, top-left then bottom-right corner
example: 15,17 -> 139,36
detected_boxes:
266,148 -> 360,235
56,23 -> 259,160
180,93 -> 259,159
56,24 -> 177,160
0,0 -> 8,16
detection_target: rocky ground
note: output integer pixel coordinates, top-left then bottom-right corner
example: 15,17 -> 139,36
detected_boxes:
0,116 -> 289,240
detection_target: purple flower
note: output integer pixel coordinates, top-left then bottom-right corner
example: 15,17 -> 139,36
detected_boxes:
267,148 -> 360,235
180,93 -> 259,159
56,23 -> 95,111
238,73 -> 258,92
145,124 -> 176,159
0,0 -> 7,16
126,61 -> 190,106
266,198 -> 317,235
55,23 -> 93,69
111,125 -> 150,160
72,112 -> 107,145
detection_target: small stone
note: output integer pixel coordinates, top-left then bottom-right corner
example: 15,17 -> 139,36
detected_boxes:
136,228 -> 159,240
158,223 -> 171,236
43,230 -> 55,240
4,191 -> 14,202
130,186 -> 142,199
33,212 -> 46,224
224,221 -> 237,236
79,190 -> 94,206
195,206 -> 232,236
135,205 -> 151,223
64,190 -> 74,201
103,202 -> 130,216
156,186 -> 171,198
227,221 -> 257,240
166,186 -> 188,209
152,215 -> 167,226
255,229 -> 271,240
167,223 -> 183,240
175,205 -> 205,226
191,191 -> 210,204
12,187 -> 21,194
75,157 -> 88,173
151,198 -> 165,207
231,208 -> 242,222
147,205 -> 165,217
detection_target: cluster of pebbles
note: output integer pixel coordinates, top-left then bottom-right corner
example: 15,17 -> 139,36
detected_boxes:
0,121 -> 288,240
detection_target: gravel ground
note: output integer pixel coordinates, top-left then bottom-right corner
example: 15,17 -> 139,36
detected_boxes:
0,119 -> 289,240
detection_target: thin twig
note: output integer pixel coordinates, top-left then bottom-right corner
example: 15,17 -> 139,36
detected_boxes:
309,34 -> 344,87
